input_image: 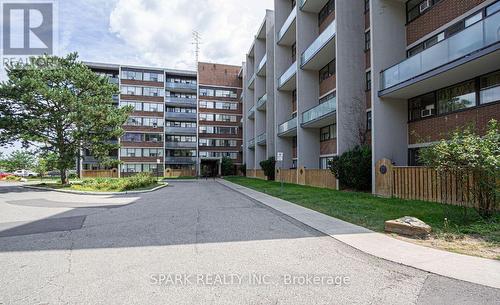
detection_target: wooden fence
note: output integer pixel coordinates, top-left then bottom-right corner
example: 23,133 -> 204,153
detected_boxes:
82,169 -> 118,178
165,168 -> 196,178
255,170 -> 267,180
276,168 -> 298,184
375,159 -> 498,209
299,168 -> 337,189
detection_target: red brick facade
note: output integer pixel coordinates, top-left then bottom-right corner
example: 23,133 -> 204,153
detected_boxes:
320,139 -> 337,155
406,0 -> 487,45
408,103 -> 500,144
198,62 -> 242,88
320,74 -> 336,97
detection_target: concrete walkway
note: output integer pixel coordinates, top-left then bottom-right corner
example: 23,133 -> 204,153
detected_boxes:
218,179 -> 500,289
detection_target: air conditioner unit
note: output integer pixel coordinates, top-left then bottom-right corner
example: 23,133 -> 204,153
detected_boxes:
152,138 -> 158,142
419,0 -> 431,13
421,105 -> 435,118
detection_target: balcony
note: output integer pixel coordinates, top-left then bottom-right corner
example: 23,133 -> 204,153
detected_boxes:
109,77 -> 119,85
299,0 -> 329,13
248,104 -> 255,119
278,61 -> 297,91
257,133 -> 267,145
165,126 -> 197,135
301,95 -> 337,128
165,96 -> 197,108
257,54 -> 267,76
248,73 -> 256,90
248,138 -> 255,149
165,142 -> 197,149
278,6 -> 297,46
256,94 -> 267,111
165,112 -> 197,121
380,11 -> 500,99
165,157 -> 196,165
165,82 -> 197,92
278,116 -> 297,137
301,21 -> 336,70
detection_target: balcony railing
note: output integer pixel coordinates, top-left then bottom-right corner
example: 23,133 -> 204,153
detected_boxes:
165,127 -> 197,134
257,54 -> 267,74
279,6 -> 297,42
302,96 -> 337,125
248,104 -> 256,119
301,21 -> 336,67
381,11 -> 500,90
165,96 -> 197,107
257,94 -> 267,109
279,61 -> 297,88
165,142 -> 197,149
248,138 -> 255,148
257,133 -> 267,144
165,112 -> 197,121
278,116 -> 298,134
165,157 -> 196,164
248,73 -> 256,88
165,82 -> 197,91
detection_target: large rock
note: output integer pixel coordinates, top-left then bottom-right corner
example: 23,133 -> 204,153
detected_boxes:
385,216 -> 431,237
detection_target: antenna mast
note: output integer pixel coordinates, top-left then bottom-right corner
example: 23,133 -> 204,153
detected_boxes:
192,31 -> 202,66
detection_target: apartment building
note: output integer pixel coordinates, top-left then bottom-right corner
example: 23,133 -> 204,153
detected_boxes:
83,61 -> 242,177
243,0 -> 500,192
198,62 -> 244,176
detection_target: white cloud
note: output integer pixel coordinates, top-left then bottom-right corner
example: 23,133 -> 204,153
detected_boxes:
109,0 -> 273,70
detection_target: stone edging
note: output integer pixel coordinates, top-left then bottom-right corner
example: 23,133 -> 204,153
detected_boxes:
22,183 -> 168,195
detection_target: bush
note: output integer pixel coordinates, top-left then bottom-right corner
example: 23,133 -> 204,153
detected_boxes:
241,164 -> 247,176
260,157 -> 276,181
221,157 -> 235,176
72,173 -> 157,192
329,145 -> 371,191
5,175 -> 21,181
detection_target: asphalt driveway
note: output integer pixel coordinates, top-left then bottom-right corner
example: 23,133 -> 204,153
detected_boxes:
0,180 -> 498,304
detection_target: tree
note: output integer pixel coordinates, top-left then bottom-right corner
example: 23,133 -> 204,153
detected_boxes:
0,53 -> 132,184
34,152 -> 58,178
420,120 -> 499,218
0,150 -> 36,172
221,157 -> 235,176
329,145 -> 371,191
260,157 -> 276,181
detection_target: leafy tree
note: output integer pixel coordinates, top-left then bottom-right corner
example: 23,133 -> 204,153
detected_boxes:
221,157 -> 235,176
0,53 -> 132,184
0,150 -> 36,172
420,120 -> 499,218
34,152 -> 58,178
329,145 -> 372,191
260,157 -> 276,181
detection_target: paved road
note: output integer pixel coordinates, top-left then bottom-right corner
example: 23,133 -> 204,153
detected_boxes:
0,181 -> 498,305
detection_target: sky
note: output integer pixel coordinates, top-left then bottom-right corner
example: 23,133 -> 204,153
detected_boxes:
60,0 -> 274,70
1,0 -> 273,155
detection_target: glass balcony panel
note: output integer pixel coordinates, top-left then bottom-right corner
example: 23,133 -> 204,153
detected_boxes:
301,21 -> 336,66
257,54 -> 267,73
279,62 -> 297,88
278,117 -> 297,134
302,96 -> 336,124
257,133 -> 266,143
279,7 -> 297,41
381,11 -> 500,90
257,94 -> 267,109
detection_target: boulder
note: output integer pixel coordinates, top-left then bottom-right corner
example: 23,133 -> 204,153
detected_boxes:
385,216 -> 431,237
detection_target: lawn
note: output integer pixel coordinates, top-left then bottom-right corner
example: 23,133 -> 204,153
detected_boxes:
225,177 -> 500,259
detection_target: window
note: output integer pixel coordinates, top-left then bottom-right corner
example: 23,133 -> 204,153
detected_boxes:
320,157 -> 334,170
143,103 -> 163,112
199,139 -> 237,147
291,43 -> 297,62
122,133 -> 142,142
320,124 -> 336,141
366,71 -> 371,91
409,92 -> 435,121
166,121 -> 196,128
121,148 -> 142,157
200,87 -> 237,99
487,1 -> 500,16
166,135 -> 196,143
167,150 -> 196,157
166,107 -> 196,114
480,71 -> 500,105
166,77 -> 196,85
121,101 -> 142,111
367,111 -> 372,131
364,0 -> 370,13
437,81 -> 476,114
318,0 -> 335,26
365,31 -> 371,51
319,92 -> 335,104
144,134 -> 163,142
319,60 -> 336,83
465,12 -> 482,28
408,148 -> 423,166
406,0 -> 442,23
143,148 -> 163,157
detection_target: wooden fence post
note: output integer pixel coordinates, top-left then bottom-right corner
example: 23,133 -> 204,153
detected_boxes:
375,159 -> 394,198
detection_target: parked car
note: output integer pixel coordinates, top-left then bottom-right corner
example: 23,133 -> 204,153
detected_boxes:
13,170 -> 39,177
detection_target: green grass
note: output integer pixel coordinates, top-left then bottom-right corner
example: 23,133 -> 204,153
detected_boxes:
225,177 -> 500,244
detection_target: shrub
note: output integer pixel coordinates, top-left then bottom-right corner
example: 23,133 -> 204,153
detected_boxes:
260,157 -> 276,181
329,145 -> 371,191
73,173 -> 157,192
5,175 -> 21,181
241,164 -> 247,176
420,120 -> 499,218
221,157 -> 235,176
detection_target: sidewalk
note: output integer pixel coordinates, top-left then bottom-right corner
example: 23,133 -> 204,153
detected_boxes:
218,179 -> 500,289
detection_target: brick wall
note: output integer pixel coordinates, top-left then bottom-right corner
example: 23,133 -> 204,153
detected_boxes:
320,74 -> 336,96
198,62 -> 242,88
406,0 -> 487,45
320,139 -> 337,155
408,102 -> 500,144
319,11 -> 335,34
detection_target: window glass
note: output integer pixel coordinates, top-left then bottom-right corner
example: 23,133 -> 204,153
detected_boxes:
465,12 -> 482,27
366,71 -> 371,90
408,92 -> 435,121
320,157 -> 334,170
437,81 -> 476,114
480,71 -> 500,104
365,31 -> 371,51
487,1 -> 500,16
367,111 -> 372,131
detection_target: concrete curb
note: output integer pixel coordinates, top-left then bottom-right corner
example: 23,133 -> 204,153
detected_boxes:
218,179 -> 500,289
22,183 -> 168,195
